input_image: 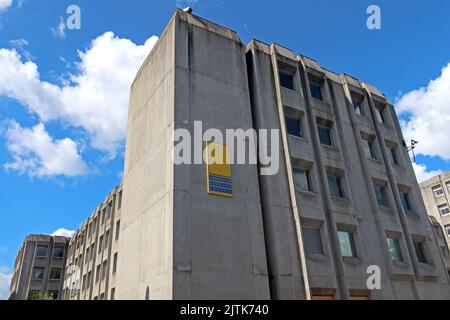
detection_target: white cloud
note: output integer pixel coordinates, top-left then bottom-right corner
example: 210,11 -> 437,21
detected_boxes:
3,121 -> 88,178
0,266 -> 11,300
412,162 -> 443,183
50,17 -> 66,39
51,228 -> 75,238
0,0 -> 13,11
396,63 -> 450,160
0,32 -> 158,160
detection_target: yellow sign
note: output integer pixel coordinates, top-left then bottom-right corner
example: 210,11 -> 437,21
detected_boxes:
205,141 -> 233,198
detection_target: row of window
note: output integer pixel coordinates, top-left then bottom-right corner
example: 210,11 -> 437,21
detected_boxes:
292,165 -> 414,212
285,115 -> 400,166
35,245 -> 65,259
92,287 -> 116,301
303,226 -> 430,265
279,70 -> 390,126
431,182 -> 450,198
31,267 -> 62,281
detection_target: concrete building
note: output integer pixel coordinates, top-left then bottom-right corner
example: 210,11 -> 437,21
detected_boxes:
62,185 -> 122,300
116,10 -> 450,300
9,235 -> 69,300
419,172 -> 450,273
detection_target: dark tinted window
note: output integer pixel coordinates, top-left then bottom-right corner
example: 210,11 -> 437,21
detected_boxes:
279,71 -> 294,90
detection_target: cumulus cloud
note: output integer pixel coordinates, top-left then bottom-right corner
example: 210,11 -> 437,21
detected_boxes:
3,121 -> 88,178
0,266 -> 11,300
0,0 -> 13,11
50,17 -> 66,39
0,32 -> 158,162
51,228 -> 75,238
412,163 -> 443,183
396,63 -> 450,160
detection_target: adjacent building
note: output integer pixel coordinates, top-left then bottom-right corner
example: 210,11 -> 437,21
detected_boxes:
419,172 -> 450,273
9,235 -> 69,300
117,10 -> 450,300
62,185 -> 122,300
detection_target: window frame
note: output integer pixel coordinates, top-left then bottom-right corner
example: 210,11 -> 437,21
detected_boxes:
386,237 -> 403,263
279,70 -> 294,90
317,124 -> 333,147
293,167 -> 312,192
338,230 -> 357,258
328,174 -> 344,198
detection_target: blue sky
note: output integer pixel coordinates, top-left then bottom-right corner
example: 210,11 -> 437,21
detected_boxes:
0,0 -> 450,298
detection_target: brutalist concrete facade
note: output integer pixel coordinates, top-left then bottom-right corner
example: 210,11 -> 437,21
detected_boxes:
9,235 -> 69,300
62,185 -> 122,300
117,10 -> 450,300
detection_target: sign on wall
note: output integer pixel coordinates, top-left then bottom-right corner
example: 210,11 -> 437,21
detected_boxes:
205,141 -> 233,198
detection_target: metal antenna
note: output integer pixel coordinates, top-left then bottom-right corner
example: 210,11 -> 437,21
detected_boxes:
405,139 -> 419,163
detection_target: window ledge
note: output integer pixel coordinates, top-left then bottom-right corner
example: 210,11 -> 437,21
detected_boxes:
288,134 -> 306,142
367,157 -> 382,165
320,144 -> 339,152
330,196 -> 349,205
378,206 -> 393,214
306,253 -> 330,262
297,190 -> 317,197
392,261 -> 409,269
342,257 -> 363,266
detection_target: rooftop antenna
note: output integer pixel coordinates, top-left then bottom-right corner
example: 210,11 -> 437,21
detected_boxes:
183,7 -> 193,14
404,139 -> 419,163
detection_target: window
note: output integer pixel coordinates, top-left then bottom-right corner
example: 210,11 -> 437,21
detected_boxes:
375,106 -> 386,124
82,275 -> 86,290
413,240 -> 429,264
309,81 -> 323,101
432,185 -> 444,198
49,268 -> 62,280
118,191 -> 123,209
111,288 -> 116,300
362,138 -> 376,159
338,231 -> 357,258
96,264 -> 101,283
115,221 -> 120,241
438,204 -> 450,216
32,267 -> 45,281
400,192 -> 413,212
317,124 -> 333,146
53,246 -> 65,259
101,208 -> 106,224
386,237 -> 403,263
279,71 -> 294,90
445,225 -> 450,237
113,253 -> 118,274
440,245 -> 449,259
447,182 -> 450,193
352,98 -> 364,116
102,260 -> 108,280
328,175 -> 344,198
98,236 -> 103,254
87,271 -> 92,289
293,167 -> 312,192
390,147 -> 399,165
85,247 -> 90,263
105,230 -> 110,249
285,116 -> 303,138
374,184 -> 389,207
36,245 -> 48,258
100,293 -> 105,300
303,228 -> 324,255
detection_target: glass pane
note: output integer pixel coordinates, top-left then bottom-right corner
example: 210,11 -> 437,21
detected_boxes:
285,116 -> 302,137
414,241 -> 428,264
318,126 -> 332,146
303,228 -> 324,255
328,175 -> 343,198
36,246 -> 48,258
390,148 -> 399,165
310,82 -> 323,101
363,140 -> 372,158
374,185 -> 388,207
279,71 -> 294,90
293,168 -> 310,192
352,99 -> 363,115
387,238 -> 403,262
401,193 -> 412,212
338,231 -> 356,258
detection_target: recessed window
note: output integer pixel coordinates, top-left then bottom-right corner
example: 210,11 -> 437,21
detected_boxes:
303,227 -> 324,255
352,97 -> 364,116
279,71 -> 294,90
49,268 -> 62,280
118,191 -> 123,209
96,264 -> 101,283
285,116 -> 303,138
432,185 -> 444,198
317,124 -> 333,146
338,231 -> 357,258
115,221 -> 120,241
53,246 -> 65,259
389,147 -> 399,166
328,175 -> 344,198
438,204 -> 450,216
293,167 -> 312,192
113,253 -> 118,274
386,237 -> 403,263
309,81 -> 323,101
111,288 -> 116,301
374,184 -> 389,208
400,192 -> 413,212
375,106 -> 387,124
362,138 -> 377,159
102,260 -> 108,280
98,235 -> 103,254
32,267 -> 45,281
413,239 -> 429,264
36,245 -> 48,258
105,230 -> 110,249
445,225 -> 450,237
